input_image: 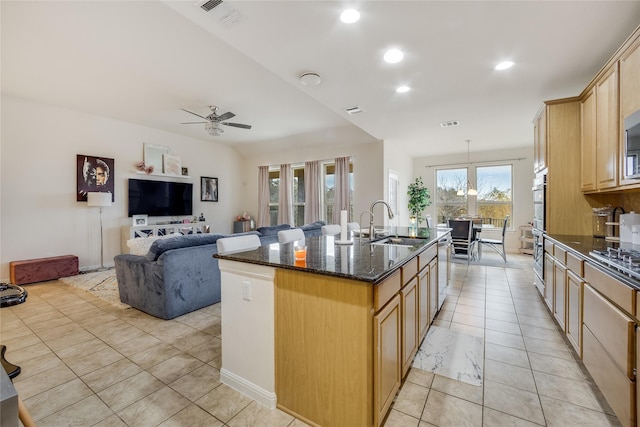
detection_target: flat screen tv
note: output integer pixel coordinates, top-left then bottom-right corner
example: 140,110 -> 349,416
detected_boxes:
128,178 -> 193,217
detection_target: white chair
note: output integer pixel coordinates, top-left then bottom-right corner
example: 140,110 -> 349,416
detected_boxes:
321,224 -> 341,235
347,222 -> 360,232
278,228 -> 305,245
425,215 -> 433,228
478,216 -> 509,263
216,234 -> 261,255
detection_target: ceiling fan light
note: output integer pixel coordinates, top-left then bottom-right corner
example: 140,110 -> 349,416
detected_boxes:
467,188 -> 478,196
340,9 -> 360,24
457,189 -> 465,196
384,48 -> 404,64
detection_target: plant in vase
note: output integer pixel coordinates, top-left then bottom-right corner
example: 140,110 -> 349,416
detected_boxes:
407,176 -> 431,225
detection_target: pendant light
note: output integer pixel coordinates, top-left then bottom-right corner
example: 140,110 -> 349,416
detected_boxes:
457,140 -> 477,196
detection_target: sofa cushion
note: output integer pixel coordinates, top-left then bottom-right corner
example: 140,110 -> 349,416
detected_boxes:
145,234 -> 222,261
298,220 -> 325,232
256,224 -> 291,236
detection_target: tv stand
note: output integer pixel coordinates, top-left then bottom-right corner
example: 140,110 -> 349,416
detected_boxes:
120,223 -> 211,253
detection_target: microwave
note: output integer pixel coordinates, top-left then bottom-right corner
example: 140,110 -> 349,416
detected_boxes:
624,109 -> 640,178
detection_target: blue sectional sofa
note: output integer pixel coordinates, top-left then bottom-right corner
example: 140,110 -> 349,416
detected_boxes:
114,221 -> 324,319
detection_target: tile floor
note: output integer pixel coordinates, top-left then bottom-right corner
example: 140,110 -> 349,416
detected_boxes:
0,253 -> 621,426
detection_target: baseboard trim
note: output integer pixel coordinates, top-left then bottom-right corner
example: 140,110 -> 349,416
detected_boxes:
220,368 -> 277,409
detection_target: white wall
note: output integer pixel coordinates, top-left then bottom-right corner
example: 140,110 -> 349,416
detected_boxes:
0,96 -> 247,279
241,127 -> 384,228
413,146 -> 534,251
383,141 -> 414,227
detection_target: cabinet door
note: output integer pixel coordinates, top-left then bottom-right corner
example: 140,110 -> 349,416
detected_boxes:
374,294 -> 401,427
534,107 -> 547,172
581,88 -> 597,191
566,270 -> 583,356
595,65 -> 619,189
418,267 -> 429,341
429,258 -> 438,323
553,260 -> 567,331
620,36 -> 640,187
544,253 -> 555,311
401,277 -> 419,377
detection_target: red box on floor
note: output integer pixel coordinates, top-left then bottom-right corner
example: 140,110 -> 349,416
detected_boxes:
10,255 -> 79,285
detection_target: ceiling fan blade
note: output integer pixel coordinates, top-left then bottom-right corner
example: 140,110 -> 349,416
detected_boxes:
217,111 -> 236,121
180,108 -> 208,120
222,122 -> 252,129
181,121 -> 208,124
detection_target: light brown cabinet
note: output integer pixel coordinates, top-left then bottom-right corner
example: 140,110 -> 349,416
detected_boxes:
619,35 -> 640,188
534,105 -> 547,173
566,269 -> 583,356
553,259 -> 567,331
418,264 -> 430,340
583,284 -> 635,427
374,293 -> 401,426
400,277 -> 418,377
429,257 -> 438,324
581,88 -> 597,191
544,252 -> 554,311
595,64 -> 620,190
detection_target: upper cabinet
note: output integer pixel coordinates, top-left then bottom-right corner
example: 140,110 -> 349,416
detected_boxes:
581,88 -> 597,192
619,36 -> 640,187
534,106 -> 547,173
596,65 -> 620,190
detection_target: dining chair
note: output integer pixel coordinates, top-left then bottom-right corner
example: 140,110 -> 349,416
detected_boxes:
278,228 -> 306,245
425,215 -> 433,228
216,234 -> 261,255
321,224 -> 342,235
477,215 -> 509,262
347,222 -> 361,232
447,218 -> 475,264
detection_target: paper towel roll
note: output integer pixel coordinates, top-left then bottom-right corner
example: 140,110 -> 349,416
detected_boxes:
340,210 -> 348,242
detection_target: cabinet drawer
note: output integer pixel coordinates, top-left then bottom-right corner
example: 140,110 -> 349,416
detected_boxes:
401,257 -> 418,284
418,245 -> 437,271
544,239 -> 554,255
583,327 -> 635,427
566,252 -> 584,277
554,246 -> 567,265
583,284 -> 635,378
375,270 -> 401,312
584,262 -> 635,314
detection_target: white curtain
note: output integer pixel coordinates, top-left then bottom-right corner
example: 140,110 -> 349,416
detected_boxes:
332,156 -> 350,224
304,161 -> 321,224
257,166 -> 270,228
278,164 -> 294,225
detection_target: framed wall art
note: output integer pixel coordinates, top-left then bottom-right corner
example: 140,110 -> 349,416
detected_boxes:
132,214 -> 148,226
201,177 -> 218,202
77,154 -> 115,202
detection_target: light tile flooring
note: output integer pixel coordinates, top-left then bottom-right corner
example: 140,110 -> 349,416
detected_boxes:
0,253 -> 621,426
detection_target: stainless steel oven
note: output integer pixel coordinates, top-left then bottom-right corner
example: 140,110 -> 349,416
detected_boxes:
532,173 -> 546,282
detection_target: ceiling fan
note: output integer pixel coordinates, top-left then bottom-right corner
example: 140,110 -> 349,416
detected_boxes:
180,106 -> 252,136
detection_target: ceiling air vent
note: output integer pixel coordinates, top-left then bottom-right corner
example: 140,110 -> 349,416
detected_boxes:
440,120 -> 460,128
200,0 -> 223,12
344,106 -> 363,115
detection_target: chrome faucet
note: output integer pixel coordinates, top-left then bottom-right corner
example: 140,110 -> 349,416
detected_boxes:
369,200 -> 395,240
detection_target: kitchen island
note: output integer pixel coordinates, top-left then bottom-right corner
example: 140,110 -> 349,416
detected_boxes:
214,227 -> 451,427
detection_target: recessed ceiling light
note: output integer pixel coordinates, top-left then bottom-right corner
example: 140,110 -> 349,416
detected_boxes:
396,86 -> 410,93
340,9 -> 360,23
384,48 -> 404,64
495,61 -> 514,71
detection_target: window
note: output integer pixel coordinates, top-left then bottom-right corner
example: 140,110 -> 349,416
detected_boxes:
323,162 -> 354,222
436,168 -> 468,223
268,169 -> 279,226
293,166 -> 305,226
476,165 -> 512,228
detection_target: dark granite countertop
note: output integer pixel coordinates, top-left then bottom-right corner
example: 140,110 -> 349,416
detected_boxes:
545,233 -> 640,291
214,226 -> 449,284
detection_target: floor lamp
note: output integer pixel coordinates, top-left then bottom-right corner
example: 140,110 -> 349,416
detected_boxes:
87,192 -> 112,270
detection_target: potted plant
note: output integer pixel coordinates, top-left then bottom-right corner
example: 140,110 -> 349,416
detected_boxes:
407,176 -> 431,225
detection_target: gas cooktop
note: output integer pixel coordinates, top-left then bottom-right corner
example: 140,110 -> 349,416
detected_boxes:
589,247 -> 640,280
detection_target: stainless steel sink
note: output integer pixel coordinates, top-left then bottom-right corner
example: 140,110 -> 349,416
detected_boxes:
369,236 -> 428,247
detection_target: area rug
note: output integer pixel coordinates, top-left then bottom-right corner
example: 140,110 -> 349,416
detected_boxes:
413,325 -> 483,386
59,270 -> 130,310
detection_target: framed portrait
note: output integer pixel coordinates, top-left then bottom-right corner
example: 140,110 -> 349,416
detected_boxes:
77,155 -> 115,202
132,214 -> 148,226
201,177 -> 218,202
